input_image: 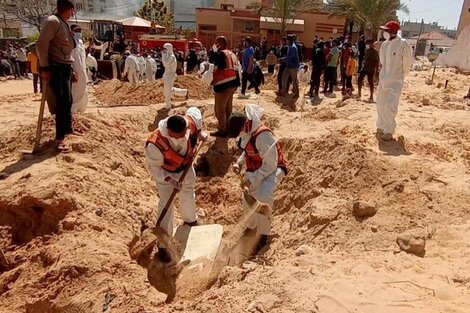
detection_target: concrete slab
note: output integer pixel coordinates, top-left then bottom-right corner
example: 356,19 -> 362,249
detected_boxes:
173,224 -> 224,264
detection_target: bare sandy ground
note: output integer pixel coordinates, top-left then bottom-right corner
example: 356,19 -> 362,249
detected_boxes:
0,68 -> 469,313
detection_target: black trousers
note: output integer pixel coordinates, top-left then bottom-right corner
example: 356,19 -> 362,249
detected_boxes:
268,65 -> 275,73
241,71 -> 259,95
33,73 -> 43,93
324,66 -> 337,93
50,63 -> 73,140
310,69 -> 322,95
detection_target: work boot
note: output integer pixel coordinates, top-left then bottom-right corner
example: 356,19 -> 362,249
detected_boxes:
254,235 -> 269,254
381,133 -> 393,141
183,220 -> 200,227
376,128 -> 384,134
156,247 -> 172,263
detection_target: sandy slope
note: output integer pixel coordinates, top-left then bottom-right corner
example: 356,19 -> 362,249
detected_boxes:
0,68 -> 469,313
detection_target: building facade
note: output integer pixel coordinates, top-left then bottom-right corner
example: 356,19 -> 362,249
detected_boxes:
457,0 -> 470,36
196,7 -> 344,50
163,0 -> 214,29
401,21 -> 457,39
74,0 -> 146,19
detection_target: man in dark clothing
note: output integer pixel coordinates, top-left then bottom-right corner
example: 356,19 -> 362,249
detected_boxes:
308,41 -> 326,100
240,36 -> 260,97
36,0 -> 77,152
358,35 -> 366,72
186,49 -> 198,73
277,37 -> 290,95
357,39 -> 379,102
340,41 -> 351,93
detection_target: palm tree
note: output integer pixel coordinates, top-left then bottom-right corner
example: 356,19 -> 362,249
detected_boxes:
324,0 -> 409,38
251,0 -> 319,36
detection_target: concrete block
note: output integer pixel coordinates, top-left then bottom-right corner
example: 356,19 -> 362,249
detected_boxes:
173,224 -> 223,263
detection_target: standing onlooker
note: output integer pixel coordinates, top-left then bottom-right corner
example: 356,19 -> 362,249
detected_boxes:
323,40 -> 339,95
210,36 -> 240,137
6,44 -> 20,79
277,37 -> 289,96
27,49 -> 42,93
357,39 -> 379,102
71,24 -> 88,113
345,51 -> 357,96
36,0 -> 77,152
265,50 -> 277,74
358,35 -> 366,71
376,21 -> 413,141
16,45 -> 28,77
281,34 -> 300,98
162,43 -> 188,109
340,41 -> 351,93
240,36 -> 260,98
308,41 -> 325,100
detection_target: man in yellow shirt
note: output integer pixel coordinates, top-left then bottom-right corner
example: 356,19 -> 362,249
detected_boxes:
345,51 -> 357,97
27,50 -> 42,93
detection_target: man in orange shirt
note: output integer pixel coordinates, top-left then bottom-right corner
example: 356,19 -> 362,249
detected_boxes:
27,49 -> 42,93
345,51 -> 357,96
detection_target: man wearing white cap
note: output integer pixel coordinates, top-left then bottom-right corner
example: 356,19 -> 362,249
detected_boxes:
376,20 -> 413,141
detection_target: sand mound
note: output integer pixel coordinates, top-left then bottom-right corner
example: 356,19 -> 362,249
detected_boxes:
94,75 -> 212,106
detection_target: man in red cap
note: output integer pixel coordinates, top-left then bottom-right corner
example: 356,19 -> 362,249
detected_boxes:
376,20 -> 413,141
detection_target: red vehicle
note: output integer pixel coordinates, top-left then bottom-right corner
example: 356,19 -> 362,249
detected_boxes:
138,35 -> 203,54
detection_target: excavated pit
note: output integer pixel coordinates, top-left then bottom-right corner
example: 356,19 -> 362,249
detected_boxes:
0,197 -> 78,248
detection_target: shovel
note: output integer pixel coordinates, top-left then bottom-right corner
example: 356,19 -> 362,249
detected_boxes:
238,173 -> 271,216
22,83 -> 48,155
151,141 -> 205,263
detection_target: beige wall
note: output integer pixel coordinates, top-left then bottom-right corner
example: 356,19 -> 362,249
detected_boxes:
215,0 -> 261,9
457,0 -> 470,36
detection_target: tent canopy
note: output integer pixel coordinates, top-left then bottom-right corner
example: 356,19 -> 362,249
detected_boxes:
119,17 -> 152,28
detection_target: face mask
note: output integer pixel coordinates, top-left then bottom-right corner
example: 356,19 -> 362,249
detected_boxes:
73,33 -> 82,41
383,32 -> 391,40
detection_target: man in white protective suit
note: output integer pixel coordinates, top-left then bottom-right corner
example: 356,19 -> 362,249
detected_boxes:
162,43 -> 189,109
376,20 -> 413,141
144,52 -> 157,82
123,50 -> 139,84
198,60 -> 214,86
228,104 -> 288,253
70,25 -> 88,113
136,53 -> 146,82
145,107 -> 208,263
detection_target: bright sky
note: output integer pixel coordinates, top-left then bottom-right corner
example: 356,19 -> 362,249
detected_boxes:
397,0 -> 464,30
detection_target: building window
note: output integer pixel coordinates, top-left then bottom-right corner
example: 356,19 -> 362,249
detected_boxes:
221,4 -> 234,10
244,23 -> 254,32
1,28 -> 20,38
199,24 -> 217,31
75,2 -> 85,11
246,5 -> 256,10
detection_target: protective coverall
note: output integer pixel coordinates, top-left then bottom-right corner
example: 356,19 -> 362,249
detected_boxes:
236,105 -> 286,235
145,107 -> 202,236
85,53 -> 98,82
297,64 -> 311,84
376,36 -> 413,135
162,43 -> 188,109
145,56 -> 157,82
71,36 -> 88,113
124,54 -> 139,84
198,62 -> 214,86
136,55 -> 146,82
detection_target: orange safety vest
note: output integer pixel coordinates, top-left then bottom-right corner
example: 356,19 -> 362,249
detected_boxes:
146,115 -> 199,173
239,125 -> 288,175
212,50 -> 238,86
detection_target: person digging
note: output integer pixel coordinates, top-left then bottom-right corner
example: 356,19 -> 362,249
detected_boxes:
145,107 -> 208,263
228,104 -> 288,252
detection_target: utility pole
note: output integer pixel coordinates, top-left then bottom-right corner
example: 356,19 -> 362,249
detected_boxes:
415,19 -> 424,57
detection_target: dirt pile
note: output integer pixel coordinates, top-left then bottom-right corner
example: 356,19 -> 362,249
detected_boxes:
94,75 -> 212,106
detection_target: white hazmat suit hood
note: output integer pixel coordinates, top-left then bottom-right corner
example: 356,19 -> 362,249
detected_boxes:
71,37 -> 88,113
236,104 -> 285,235
161,43 -> 188,109
145,107 -> 203,235
376,35 -> 413,135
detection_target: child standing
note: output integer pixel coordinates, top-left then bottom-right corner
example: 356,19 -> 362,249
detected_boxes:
345,51 -> 357,96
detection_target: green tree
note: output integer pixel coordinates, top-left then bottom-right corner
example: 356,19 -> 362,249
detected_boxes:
251,0 -> 319,35
324,0 -> 408,38
0,0 -> 55,32
135,0 -> 174,33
